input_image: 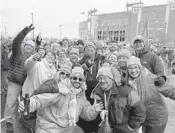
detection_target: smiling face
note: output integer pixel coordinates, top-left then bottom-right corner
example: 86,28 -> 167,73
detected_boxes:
23,44 -> 34,57
70,53 -> 79,63
58,51 -> 66,60
45,52 -> 55,64
84,46 -> 95,57
97,75 -> 113,92
70,73 -> 84,89
128,64 -> 141,79
38,48 -> 46,58
117,56 -> 129,68
52,44 -> 60,54
62,40 -> 69,51
108,55 -> 117,65
59,70 -> 70,81
133,40 -> 144,51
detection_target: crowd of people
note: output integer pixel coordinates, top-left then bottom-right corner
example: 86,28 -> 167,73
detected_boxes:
1,24 -> 175,133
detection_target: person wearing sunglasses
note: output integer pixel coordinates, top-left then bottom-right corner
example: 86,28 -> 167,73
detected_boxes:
19,66 -> 103,133
58,64 -> 72,82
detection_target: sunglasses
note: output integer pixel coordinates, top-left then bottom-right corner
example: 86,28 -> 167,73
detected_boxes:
59,72 -> 70,77
71,77 -> 84,82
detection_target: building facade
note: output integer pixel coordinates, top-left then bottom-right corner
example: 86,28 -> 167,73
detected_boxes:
79,1 -> 175,44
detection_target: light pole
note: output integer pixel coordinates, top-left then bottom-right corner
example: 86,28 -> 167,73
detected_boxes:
59,24 -> 63,39
31,13 -> 34,41
4,26 -> 7,36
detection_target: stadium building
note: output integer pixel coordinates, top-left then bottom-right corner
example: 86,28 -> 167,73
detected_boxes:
79,1 -> 175,44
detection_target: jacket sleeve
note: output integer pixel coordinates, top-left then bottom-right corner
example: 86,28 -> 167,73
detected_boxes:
11,28 -> 29,58
128,91 -> 146,130
33,79 -> 59,95
156,80 -> 175,100
30,93 -> 60,112
79,95 -> 99,121
152,53 -> 165,76
24,55 -> 37,72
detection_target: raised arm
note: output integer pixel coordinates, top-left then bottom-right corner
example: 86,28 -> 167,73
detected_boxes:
29,93 -> 60,112
12,24 -> 35,58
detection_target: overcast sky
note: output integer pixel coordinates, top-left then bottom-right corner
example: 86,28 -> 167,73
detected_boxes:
1,0 -> 168,39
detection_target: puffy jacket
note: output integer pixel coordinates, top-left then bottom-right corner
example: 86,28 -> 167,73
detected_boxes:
91,83 -> 146,131
29,92 -> 99,133
7,27 -> 32,85
137,48 -> 165,76
134,68 -> 175,126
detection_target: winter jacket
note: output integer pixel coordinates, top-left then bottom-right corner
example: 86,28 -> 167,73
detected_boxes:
138,49 -> 165,76
82,62 -> 99,104
133,68 -> 175,127
7,27 -> 32,85
29,92 -> 99,133
91,83 -> 146,131
22,56 -> 57,97
1,44 -> 9,71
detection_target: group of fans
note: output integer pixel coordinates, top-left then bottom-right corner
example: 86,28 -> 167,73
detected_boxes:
1,24 -> 175,133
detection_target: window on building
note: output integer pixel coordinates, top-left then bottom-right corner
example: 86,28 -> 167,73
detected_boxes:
116,31 -> 119,41
98,31 -> 102,40
120,31 -> 123,41
122,31 -> 125,41
110,31 -> 113,40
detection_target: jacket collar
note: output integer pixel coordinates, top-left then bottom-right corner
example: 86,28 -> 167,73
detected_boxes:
92,82 -> 119,97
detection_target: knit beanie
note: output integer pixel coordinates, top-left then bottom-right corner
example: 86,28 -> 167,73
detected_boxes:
58,63 -> 72,74
69,47 -> 79,56
96,63 -> 113,79
70,67 -> 85,79
84,42 -> 96,51
133,35 -> 144,44
25,40 -> 35,47
118,49 -> 132,59
108,51 -> 118,60
127,56 -> 142,68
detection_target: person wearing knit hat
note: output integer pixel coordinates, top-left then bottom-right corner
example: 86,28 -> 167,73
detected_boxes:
44,42 -> 51,53
51,42 -> 60,54
69,47 -> 79,65
84,42 -> 96,58
96,45 -> 103,57
37,45 -> 46,58
127,56 -> 142,79
127,56 -> 175,133
96,63 -> 114,82
133,35 -> 165,77
61,37 -> 69,52
70,66 -> 85,82
57,63 -> 72,82
108,52 -> 118,66
19,66 -> 103,133
108,41 -> 118,53
117,49 -> 132,70
91,63 -> 146,133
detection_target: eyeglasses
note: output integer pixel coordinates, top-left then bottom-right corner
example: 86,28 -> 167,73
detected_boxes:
71,77 -> 84,82
97,76 -> 108,82
59,72 -> 70,77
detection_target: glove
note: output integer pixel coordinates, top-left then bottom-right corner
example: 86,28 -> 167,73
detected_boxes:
24,24 -> 35,34
100,110 -> 108,121
114,125 -> 134,133
154,75 -> 166,87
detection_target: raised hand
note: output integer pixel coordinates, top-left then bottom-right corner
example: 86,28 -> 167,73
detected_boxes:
100,110 -> 108,121
93,101 -> 103,112
32,53 -> 41,61
24,24 -> 35,34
